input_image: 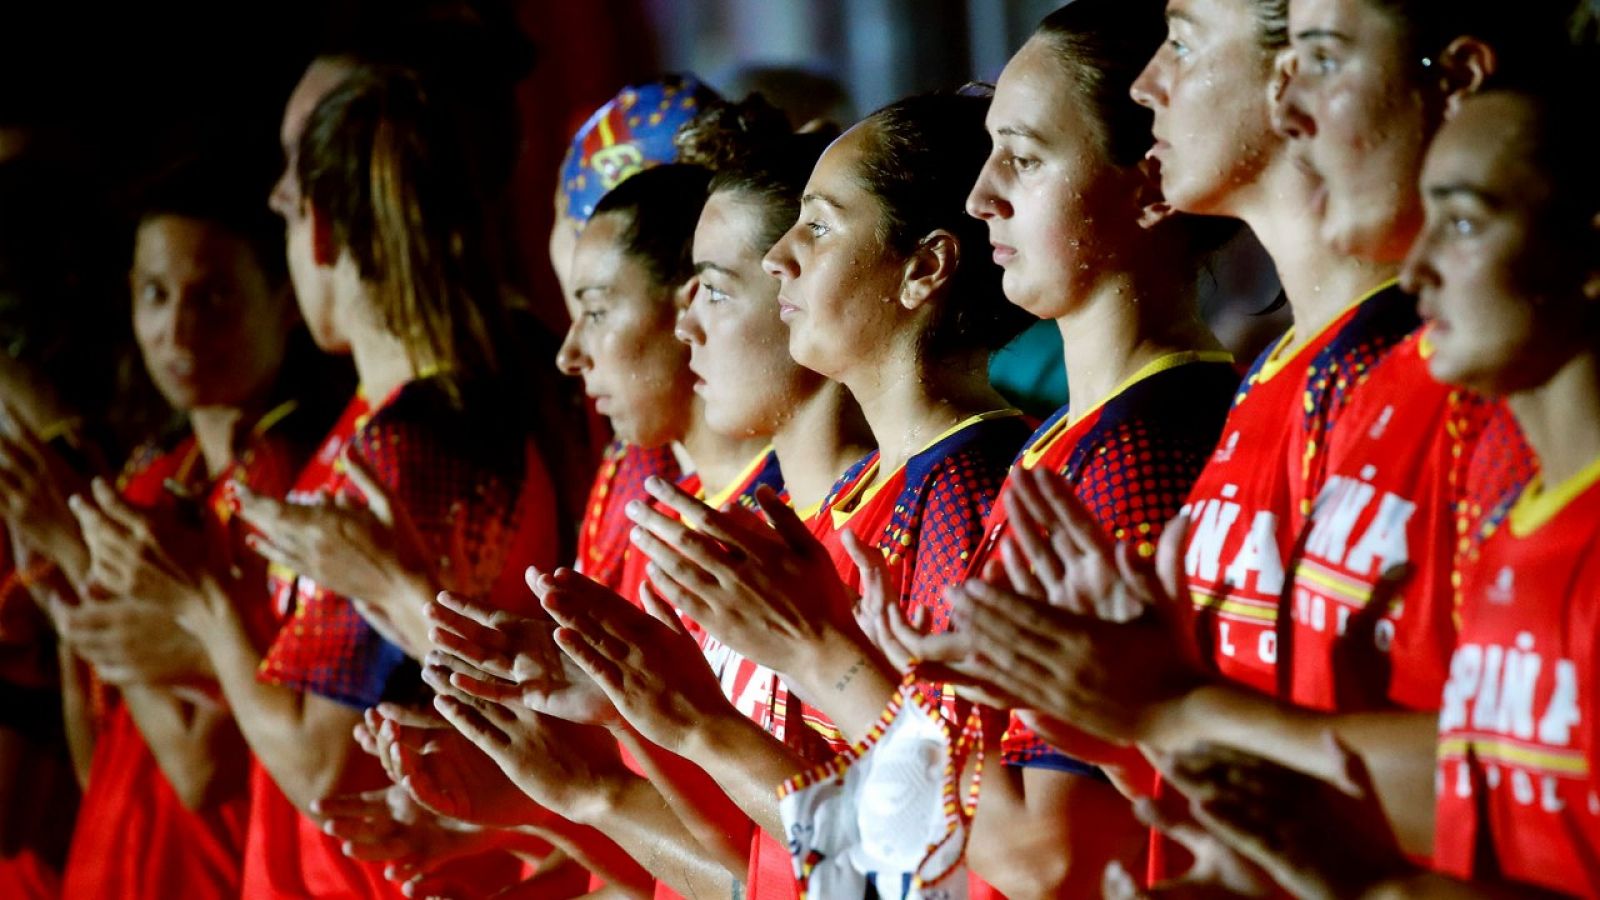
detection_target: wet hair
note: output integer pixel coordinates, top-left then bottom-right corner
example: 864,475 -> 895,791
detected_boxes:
853,89 -> 1033,357
676,93 -> 840,251
1034,1 -> 1241,273
1363,0 -> 1575,89
131,153 -> 288,290
1490,49 -> 1600,228
297,64 -> 507,396
1035,0 -> 1169,168
591,163 -> 714,289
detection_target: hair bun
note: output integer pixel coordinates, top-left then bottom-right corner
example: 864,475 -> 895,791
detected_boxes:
674,92 -> 794,173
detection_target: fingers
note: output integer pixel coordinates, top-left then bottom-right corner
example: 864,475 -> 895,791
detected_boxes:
1027,467 -> 1113,559
433,693 -> 512,751
1155,512 -> 1189,604
425,650 -> 525,705
627,503 -> 738,584
243,532 -> 304,574
432,591 -> 520,651
638,583 -> 688,636
375,702 -> 451,730
311,790 -> 388,821
89,479 -> 151,539
997,535 -> 1049,604
630,557 -> 712,627
550,627 -> 626,699
428,626 -> 519,682
841,529 -> 893,613
640,477 -> 757,556
522,567 -> 554,605
426,608 -> 522,681
1101,860 -> 1151,900
752,484 -> 818,552
0,408 -> 48,474
354,719 -> 382,759
67,491 -> 128,544
961,580 -> 1086,662
231,482 -> 297,537
341,450 -> 395,527
540,570 -> 654,655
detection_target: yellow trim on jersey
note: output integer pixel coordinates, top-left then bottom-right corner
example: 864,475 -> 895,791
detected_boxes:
1018,349 -> 1235,471
1508,451 -> 1600,538
1438,735 -> 1590,777
1253,278 -> 1400,384
1189,591 -> 1280,622
252,399 -> 300,440
1293,558 -> 1376,606
829,409 -> 1024,530
704,446 -> 774,510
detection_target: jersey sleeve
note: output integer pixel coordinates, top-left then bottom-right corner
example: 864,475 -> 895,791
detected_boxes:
258,397 -> 529,708
1294,289 -> 1419,511
904,452 -> 1008,634
1073,414 -> 1208,558
1002,416 -> 1206,767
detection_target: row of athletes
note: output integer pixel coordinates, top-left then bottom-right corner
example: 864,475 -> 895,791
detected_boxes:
1,0 -> 1597,896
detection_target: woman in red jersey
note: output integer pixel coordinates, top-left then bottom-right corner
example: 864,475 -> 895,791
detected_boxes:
891,0 -> 1574,876
1146,66 -> 1600,900
72,67 -> 559,899
51,159 -> 332,900
279,155 -> 782,898
384,162 -> 784,899
409,103 -> 880,899
229,79 -> 715,656
527,88 -> 1032,899
557,77 -> 717,591
0,161 -> 142,900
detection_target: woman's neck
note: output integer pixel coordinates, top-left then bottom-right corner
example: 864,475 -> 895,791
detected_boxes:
344,304 -> 421,406
843,339 -> 1012,481
188,406 -> 249,478
1237,157 -> 1399,351
676,396 -> 768,498
1054,263 -> 1223,417
770,381 -> 875,511
1508,350 -> 1600,490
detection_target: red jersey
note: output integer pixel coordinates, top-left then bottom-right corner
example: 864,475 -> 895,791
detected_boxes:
1454,402 -> 1540,608
246,378 -> 557,899
745,413 -> 1029,900
588,449 -> 788,900
810,411 -> 1030,630
970,353 -> 1238,768
576,441 -> 681,591
64,406 -> 305,900
1286,332 -> 1503,711
1183,283 -> 1416,695
1435,455 -> 1600,895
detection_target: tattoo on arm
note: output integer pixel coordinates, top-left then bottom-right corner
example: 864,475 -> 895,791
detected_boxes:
834,656 -> 866,693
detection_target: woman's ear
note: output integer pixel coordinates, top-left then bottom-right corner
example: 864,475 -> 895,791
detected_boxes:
1437,36 -> 1498,120
898,230 -> 961,311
